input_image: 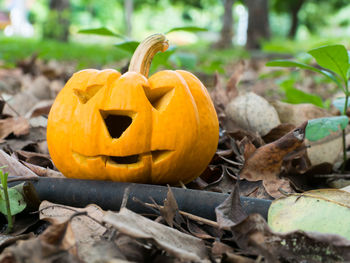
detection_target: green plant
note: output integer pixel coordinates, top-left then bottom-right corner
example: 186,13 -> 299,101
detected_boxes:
78,26 -> 208,74
0,166 -> 26,233
267,44 -> 350,171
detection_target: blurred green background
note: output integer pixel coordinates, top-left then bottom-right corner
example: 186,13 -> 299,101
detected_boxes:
0,0 -> 349,73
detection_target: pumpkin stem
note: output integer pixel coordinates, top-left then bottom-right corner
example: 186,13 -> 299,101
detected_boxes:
128,34 -> 169,77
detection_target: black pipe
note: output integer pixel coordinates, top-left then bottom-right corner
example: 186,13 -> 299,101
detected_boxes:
11,177 -> 271,220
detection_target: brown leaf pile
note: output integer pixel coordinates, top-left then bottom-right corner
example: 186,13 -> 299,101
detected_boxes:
0,55 -> 347,262
2,185 -> 350,263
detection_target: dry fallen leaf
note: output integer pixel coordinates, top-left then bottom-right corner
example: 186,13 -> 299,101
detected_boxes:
0,150 -> 38,178
3,91 -> 39,116
232,213 -> 350,263
103,208 -> 210,262
39,201 -> 106,244
239,122 -> 307,198
0,117 -> 29,143
21,162 -> 64,177
159,186 -> 179,228
210,62 -> 245,119
26,100 -> 53,119
0,218 -> 79,263
40,201 -> 108,261
215,183 -> 247,230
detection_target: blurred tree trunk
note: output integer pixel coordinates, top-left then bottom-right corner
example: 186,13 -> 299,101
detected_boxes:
43,0 -> 70,42
215,0 -> 234,49
288,0 -> 305,39
124,0 -> 133,37
246,0 -> 270,49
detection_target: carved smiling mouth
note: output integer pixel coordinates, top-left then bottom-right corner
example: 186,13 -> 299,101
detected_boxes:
73,150 -> 173,166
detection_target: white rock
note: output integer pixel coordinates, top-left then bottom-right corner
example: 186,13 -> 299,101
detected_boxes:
225,92 -> 280,136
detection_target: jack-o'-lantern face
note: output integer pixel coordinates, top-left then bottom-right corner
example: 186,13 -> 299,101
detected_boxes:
47,34 -> 219,184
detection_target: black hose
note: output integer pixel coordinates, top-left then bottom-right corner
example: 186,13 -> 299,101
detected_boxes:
11,177 -> 271,220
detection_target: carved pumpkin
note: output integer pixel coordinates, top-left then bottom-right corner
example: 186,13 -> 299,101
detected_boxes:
47,34 -> 219,184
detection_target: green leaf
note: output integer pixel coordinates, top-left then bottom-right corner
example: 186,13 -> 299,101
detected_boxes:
78,27 -> 125,39
0,187 -> 26,216
308,44 -> 350,82
170,53 -> 197,70
268,189 -> 350,241
266,60 -> 342,88
150,49 -> 176,74
279,79 -> 324,107
115,41 -> 140,54
165,26 -> 207,34
306,116 -> 349,141
332,97 -> 350,113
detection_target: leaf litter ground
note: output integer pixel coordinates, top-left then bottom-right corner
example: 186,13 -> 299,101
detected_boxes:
0,56 -> 350,262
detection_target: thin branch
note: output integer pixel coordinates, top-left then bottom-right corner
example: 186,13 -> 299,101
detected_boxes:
7,176 -> 39,183
143,202 -> 219,228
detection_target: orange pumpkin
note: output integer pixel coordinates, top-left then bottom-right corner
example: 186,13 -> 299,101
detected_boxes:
47,34 -> 219,184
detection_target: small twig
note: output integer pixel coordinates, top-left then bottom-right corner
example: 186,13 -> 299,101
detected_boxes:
218,155 -> 243,166
178,181 -> 186,189
314,174 -> 350,179
143,202 -> 219,228
7,176 -> 39,183
255,255 -> 263,263
120,186 -> 130,209
278,188 -> 290,197
131,196 -> 160,215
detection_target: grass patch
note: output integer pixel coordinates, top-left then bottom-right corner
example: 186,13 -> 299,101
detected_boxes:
0,36 -> 130,69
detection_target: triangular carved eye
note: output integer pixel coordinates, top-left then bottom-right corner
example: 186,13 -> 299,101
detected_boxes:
143,86 -> 174,111
100,110 -> 134,139
73,84 -> 104,104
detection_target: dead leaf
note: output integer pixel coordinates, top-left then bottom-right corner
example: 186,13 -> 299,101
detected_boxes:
3,91 -> 39,116
240,122 -> 307,198
0,117 -> 29,142
211,241 -> 235,257
49,79 -> 65,97
0,233 -> 33,251
226,60 -> 245,100
39,201 -> 106,243
0,68 -> 22,95
186,220 -> 215,240
115,234 -> 152,262
215,183 -> 247,230
159,186 -> 179,228
203,165 -> 237,193
103,208 -> 210,262
0,150 -> 38,177
21,162 -> 63,177
0,219 -> 79,263
262,123 -> 296,143
27,75 -> 51,100
228,129 -> 264,148
26,100 -> 53,118
238,137 -> 256,161
78,238 -> 127,263
40,201 -> 107,261
210,72 -> 228,113
231,213 -> 350,262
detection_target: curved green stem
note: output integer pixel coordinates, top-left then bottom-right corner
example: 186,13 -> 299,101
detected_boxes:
341,82 -> 349,173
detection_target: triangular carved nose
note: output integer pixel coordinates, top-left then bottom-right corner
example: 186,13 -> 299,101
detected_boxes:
100,110 -> 133,139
